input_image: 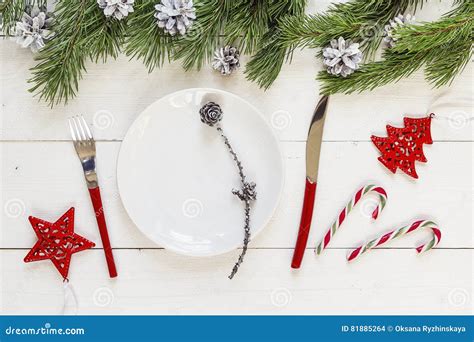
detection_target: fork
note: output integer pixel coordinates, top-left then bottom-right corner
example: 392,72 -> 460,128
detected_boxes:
69,116 -> 117,278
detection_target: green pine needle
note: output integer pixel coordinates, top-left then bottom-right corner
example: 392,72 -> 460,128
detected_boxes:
124,0 -> 174,72
28,0 -> 126,106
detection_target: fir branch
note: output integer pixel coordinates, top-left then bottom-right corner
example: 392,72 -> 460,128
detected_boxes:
224,0 -> 271,54
243,0 -> 306,89
28,0 -> 126,105
125,0 -> 174,72
173,0 -> 232,70
224,0 -> 307,54
245,0 -> 427,88
319,3 -> 473,94
425,40 -> 471,88
0,0 -> 26,35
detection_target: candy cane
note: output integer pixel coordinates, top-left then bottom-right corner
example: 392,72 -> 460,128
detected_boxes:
348,220 -> 441,262
315,184 -> 388,255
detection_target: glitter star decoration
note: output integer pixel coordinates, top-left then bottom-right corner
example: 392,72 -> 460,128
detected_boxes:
24,207 -> 95,279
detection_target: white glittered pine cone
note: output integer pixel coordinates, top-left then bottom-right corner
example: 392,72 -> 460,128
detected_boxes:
97,0 -> 135,20
212,45 -> 240,75
322,37 -> 363,77
154,0 -> 196,36
383,14 -> 415,48
14,6 -> 54,52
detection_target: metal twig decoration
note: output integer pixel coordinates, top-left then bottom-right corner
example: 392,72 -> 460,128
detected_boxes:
199,102 -> 257,279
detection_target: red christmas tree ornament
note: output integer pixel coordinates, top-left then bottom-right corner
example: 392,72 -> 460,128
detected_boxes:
371,114 -> 434,179
24,207 -> 95,280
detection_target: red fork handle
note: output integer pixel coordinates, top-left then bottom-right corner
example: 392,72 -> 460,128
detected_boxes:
291,178 -> 317,269
88,187 -> 117,278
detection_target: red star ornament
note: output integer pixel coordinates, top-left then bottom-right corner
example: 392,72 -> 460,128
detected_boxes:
24,207 -> 95,279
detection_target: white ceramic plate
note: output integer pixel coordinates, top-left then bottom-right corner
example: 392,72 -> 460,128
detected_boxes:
117,88 -> 283,256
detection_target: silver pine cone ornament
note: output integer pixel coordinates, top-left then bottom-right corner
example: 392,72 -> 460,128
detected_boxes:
154,0 -> 196,36
97,0 -> 135,20
212,46 -> 240,75
322,37 -> 362,77
14,6 -> 54,52
383,14 -> 415,48
199,102 -> 223,127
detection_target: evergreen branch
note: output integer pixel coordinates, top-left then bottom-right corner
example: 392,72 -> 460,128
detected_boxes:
125,0 -> 174,72
243,0 -> 306,89
28,0 -> 126,106
245,0 -> 427,88
173,0 -> 232,70
318,49 -> 428,94
0,0 -> 26,35
319,3 -> 473,94
223,0 -> 306,54
268,0 -> 306,19
224,0 -> 271,54
392,13 -> 473,52
244,29 -> 288,89
425,40 -> 472,88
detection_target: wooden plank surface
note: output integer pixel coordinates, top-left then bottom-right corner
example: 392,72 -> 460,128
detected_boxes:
1,141 -> 473,249
2,249 -> 473,315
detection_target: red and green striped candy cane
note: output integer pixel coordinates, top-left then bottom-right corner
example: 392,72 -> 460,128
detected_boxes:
315,184 -> 388,255
347,220 -> 441,262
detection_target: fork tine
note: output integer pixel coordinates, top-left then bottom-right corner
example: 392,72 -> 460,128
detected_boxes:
75,116 -> 87,141
72,116 -> 84,141
68,118 -> 77,142
80,115 -> 93,140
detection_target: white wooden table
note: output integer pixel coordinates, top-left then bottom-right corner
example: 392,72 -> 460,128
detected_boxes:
1,1 -> 473,315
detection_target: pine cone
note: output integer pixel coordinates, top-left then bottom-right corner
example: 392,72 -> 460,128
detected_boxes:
97,0 -> 135,21
199,102 -> 223,127
322,37 -> 362,77
154,0 -> 196,36
14,6 -> 54,52
212,46 -> 240,75
383,14 -> 415,48
233,182 -> 257,202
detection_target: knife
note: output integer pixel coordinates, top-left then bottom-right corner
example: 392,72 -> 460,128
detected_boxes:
291,95 -> 329,269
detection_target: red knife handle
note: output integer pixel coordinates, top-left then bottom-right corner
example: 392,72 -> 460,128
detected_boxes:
291,178 -> 317,269
88,187 -> 117,278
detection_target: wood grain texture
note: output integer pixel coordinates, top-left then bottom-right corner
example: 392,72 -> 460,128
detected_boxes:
2,141 -> 472,249
2,249 -> 472,315
0,0 -> 473,315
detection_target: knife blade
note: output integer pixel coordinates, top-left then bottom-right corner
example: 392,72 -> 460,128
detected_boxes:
291,95 -> 329,269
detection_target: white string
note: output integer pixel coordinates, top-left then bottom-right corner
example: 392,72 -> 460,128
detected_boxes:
61,280 -> 78,315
